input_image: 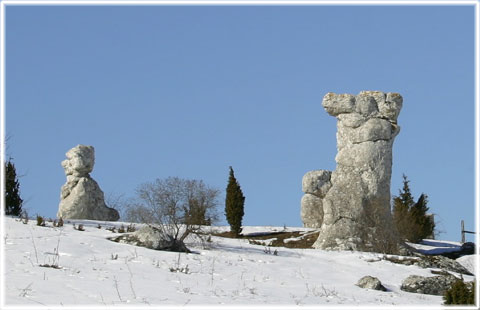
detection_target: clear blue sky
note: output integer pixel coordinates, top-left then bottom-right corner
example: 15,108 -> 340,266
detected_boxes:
4,3 -> 476,242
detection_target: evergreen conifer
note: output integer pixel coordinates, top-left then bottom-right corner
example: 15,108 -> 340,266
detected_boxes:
410,193 -> 435,241
392,175 -> 435,243
225,166 -> 245,237
5,159 -> 23,216
393,175 -> 414,240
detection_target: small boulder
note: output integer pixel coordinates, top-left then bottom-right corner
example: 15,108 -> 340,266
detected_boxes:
112,225 -> 190,253
401,274 -> 458,296
356,276 -> 387,291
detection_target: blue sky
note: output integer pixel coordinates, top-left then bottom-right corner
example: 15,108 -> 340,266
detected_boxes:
4,3 -> 476,242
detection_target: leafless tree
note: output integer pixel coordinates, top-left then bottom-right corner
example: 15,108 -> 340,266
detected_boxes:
105,192 -> 128,220
124,177 -> 220,251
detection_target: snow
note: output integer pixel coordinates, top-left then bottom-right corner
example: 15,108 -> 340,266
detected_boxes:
3,217 -> 474,307
457,255 -> 476,276
407,239 -> 463,255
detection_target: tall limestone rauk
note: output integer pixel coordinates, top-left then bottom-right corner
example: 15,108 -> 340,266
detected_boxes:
301,91 -> 403,251
57,145 -> 119,221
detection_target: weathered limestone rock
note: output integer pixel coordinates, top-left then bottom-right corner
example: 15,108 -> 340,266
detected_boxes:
400,274 -> 459,296
302,170 -> 332,197
111,225 -> 190,253
301,194 -> 324,228
356,276 -> 387,291
57,145 -> 119,221
300,170 -> 332,228
301,91 -> 402,251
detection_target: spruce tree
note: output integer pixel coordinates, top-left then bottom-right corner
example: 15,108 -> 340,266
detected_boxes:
225,166 -> 245,237
392,175 -> 435,243
392,174 -> 414,241
5,159 -> 23,216
410,194 -> 435,242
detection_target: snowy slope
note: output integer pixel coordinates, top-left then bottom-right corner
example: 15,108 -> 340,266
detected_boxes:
3,217 -> 474,307
407,239 -> 463,255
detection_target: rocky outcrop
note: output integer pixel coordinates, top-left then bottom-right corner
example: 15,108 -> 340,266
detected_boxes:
401,274 -> 458,296
57,145 -> 119,221
356,276 -> 387,291
380,253 -> 473,276
301,91 -> 403,251
111,225 -> 190,253
301,170 -> 331,228
415,255 -> 473,276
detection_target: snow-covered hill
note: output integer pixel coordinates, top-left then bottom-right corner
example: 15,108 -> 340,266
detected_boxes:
2,217 -> 475,307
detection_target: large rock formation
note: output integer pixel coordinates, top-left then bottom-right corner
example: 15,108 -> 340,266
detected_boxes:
301,91 -> 402,251
57,145 -> 119,221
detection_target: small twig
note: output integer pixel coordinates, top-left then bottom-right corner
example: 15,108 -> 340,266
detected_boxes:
113,276 -> 123,302
19,282 -> 33,297
125,262 -> 137,299
24,296 -> 48,306
29,229 -> 39,265
25,255 -> 35,267
210,257 -> 216,286
100,293 -> 106,306
53,231 -> 62,267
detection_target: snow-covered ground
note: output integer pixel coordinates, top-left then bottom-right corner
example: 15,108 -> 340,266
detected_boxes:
2,217 -> 476,307
407,239 -> 463,255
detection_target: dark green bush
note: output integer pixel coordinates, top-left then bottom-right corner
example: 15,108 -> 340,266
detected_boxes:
36,215 -> 45,227
443,278 -> 475,305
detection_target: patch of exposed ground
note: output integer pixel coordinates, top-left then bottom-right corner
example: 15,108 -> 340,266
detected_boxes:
213,230 -> 320,249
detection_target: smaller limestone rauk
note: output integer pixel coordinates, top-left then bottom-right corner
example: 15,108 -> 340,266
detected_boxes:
57,145 -> 119,221
301,91 -> 402,251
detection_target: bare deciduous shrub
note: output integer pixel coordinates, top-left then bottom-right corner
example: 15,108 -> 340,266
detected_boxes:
39,231 -> 62,269
263,247 -> 278,255
169,253 -> 189,273
21,210 -> 28,224
359,199 -> 402,255
124,177 -> 220,252
105,192 -> 128,220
